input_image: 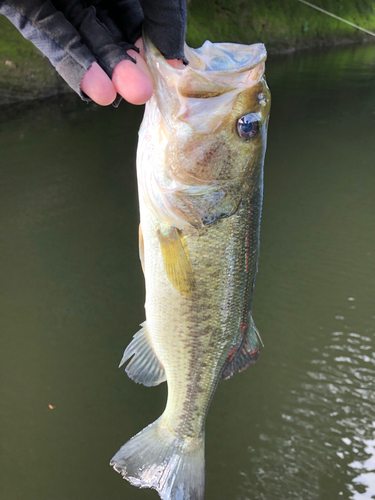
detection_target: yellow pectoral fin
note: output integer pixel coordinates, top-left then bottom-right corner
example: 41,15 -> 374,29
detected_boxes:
157,227 -> 195,296
139,223 -> 145,274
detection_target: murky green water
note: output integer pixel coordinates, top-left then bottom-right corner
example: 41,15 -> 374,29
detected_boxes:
1,43 -> 375,500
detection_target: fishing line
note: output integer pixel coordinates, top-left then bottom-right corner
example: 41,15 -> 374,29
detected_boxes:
297,0 -> 375,37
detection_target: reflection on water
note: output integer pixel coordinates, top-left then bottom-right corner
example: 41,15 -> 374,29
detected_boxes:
348,439 -> 375,500
239,298 -> 375,500
1,42 -> 375,500
350,438 -> 375,500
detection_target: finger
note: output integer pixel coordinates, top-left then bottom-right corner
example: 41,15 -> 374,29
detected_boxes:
134,37 -> 145,60
166,59 -> 185,69
136,38 -> 184,69
140,0 -> 188,62
81,62 -> 117,106
91,0 -> 144,45
112,49 -> 153,105
53,1 -> 138,77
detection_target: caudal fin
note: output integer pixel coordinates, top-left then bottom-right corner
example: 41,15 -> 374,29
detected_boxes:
110,419 -> 205,500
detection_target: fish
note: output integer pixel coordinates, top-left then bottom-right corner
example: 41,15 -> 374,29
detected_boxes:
110,33 -> 271,500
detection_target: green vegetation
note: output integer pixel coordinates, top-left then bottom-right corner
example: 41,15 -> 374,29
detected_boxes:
0,15 -> 69,104
186,0 -> 375,50
1,1 -> 375,103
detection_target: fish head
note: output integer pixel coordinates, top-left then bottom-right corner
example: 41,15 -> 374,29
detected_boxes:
138,35 -> 271,229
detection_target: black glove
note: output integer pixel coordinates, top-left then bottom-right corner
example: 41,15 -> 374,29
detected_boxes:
0,0 -> 187,101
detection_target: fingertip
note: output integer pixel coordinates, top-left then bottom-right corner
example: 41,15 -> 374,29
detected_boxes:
81,62 -> 116,106
134,37 -> 145,60
166,59 -> 184,69
135,37 -> 184,70
112,53 -> 153,105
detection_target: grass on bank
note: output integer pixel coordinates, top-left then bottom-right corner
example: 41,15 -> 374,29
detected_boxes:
186,0 -> 375,50
0,16 -> 69,103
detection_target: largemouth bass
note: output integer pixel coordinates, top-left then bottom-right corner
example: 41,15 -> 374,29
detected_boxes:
110,34 -> 271,500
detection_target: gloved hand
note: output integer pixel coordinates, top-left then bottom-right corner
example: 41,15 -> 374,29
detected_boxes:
0,0 -> 187,106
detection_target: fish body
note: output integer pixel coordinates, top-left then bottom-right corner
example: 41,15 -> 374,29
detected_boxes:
111,35 -> 271,500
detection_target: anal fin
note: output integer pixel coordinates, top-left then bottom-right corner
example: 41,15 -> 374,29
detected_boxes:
120,323 -> 166,387
221,315 -> 262,380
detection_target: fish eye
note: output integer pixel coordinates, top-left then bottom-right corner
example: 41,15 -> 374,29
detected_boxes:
237,113 -> 260,140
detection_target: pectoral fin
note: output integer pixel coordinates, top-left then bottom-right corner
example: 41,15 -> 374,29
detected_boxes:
221,314 -> 263,380
157,227 -> 195,296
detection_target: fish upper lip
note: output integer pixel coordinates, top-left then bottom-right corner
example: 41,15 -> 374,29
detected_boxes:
143,31 -> 267,79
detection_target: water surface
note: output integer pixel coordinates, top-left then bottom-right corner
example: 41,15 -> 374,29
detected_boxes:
1,43 -> 375,500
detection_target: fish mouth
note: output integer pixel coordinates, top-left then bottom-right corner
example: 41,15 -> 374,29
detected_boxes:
142,31 -> 269,135
143,30 -> 268,107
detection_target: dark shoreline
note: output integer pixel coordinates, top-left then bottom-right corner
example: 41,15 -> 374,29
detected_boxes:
267,33 -> 375,54
0,34 -> 374,107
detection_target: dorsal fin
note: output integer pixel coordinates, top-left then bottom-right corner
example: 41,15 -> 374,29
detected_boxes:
221,315 -> 262,380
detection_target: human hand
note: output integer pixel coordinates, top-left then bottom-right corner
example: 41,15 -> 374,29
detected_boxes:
81,37 -> 184,106
81,37 -> 153,106
1,0 -> 187,106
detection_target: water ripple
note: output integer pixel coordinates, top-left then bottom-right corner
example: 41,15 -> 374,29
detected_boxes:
239,306 -> 375,500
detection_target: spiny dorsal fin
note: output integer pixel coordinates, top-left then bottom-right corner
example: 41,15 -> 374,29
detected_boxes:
119,323 -> 166,387
157,226 -> 195,296
221,315 -> 262,380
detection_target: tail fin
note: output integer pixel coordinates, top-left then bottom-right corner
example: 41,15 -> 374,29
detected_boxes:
110,419 -> 205,500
